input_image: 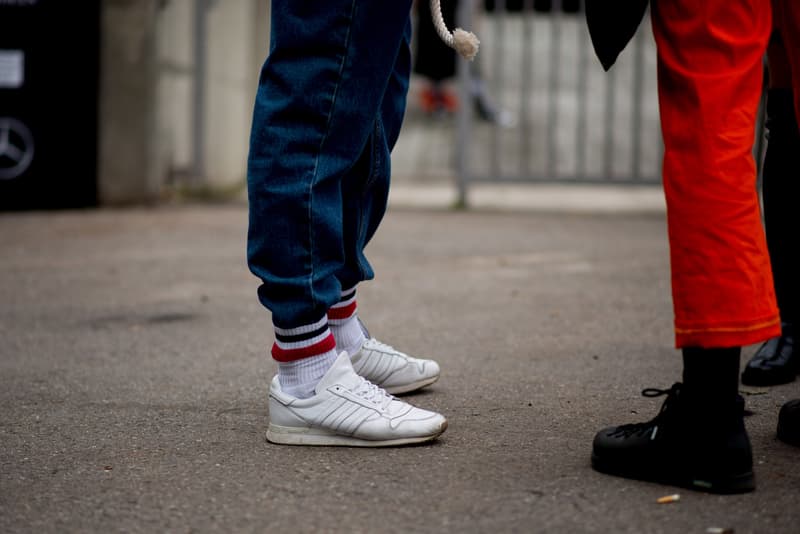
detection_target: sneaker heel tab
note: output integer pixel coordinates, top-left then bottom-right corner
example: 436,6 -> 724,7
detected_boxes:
357,317 -> 371,339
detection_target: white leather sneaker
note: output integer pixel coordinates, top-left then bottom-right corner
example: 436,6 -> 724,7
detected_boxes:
351,338 -> 441,395
267,352 -> 447,446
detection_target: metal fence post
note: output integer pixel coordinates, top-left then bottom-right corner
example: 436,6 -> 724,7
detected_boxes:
455,0 -> 477,207
192,0 -> 211,186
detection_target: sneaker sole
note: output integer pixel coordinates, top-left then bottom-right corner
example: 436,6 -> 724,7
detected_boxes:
266,420 -> 447,447
591,454 -> 755,494
383,375 -> 440,395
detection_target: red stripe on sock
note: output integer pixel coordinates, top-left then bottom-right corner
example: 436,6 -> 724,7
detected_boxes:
327,301 -> 357,321
271,333 -> 336,362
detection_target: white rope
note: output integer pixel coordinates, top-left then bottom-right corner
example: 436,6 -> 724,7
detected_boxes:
429,0 -> 480,61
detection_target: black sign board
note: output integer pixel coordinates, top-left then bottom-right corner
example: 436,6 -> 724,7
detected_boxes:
0,0 -> 100,210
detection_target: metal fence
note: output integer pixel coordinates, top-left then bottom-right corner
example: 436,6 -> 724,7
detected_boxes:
452,0 -> 770,205
454,0 -> 663,202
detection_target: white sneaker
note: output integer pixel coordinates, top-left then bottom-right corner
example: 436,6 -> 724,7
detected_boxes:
267,352 -> 447,446
351,338 -> 441,395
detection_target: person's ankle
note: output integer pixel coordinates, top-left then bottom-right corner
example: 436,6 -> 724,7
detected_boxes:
278,350 -> 338,399
272,317 -> 338,399
328,287 -> 366,356
681,346 -> 741,407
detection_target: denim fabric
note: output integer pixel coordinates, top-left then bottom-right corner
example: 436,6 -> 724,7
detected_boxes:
247,1 -> 413,329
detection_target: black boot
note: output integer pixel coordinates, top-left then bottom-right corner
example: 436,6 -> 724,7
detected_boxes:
592,384 -> 754,493
592,348 -> 754,494
742,323 -> 797,386
777,399 -> 800,447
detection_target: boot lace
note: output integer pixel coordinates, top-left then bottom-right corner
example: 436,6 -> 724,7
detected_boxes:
608,383 -> 683,439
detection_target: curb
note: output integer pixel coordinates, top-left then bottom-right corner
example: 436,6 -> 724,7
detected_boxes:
388,183 -> 666,213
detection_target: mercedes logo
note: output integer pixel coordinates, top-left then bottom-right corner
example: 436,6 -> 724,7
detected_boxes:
0,117 -> 35,180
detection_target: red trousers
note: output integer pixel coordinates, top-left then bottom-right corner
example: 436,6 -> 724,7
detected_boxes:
652,0 -> 781,347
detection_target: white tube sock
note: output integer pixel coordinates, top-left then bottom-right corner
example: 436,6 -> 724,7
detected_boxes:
328,287 -> 366,357
272,317 -> 338,399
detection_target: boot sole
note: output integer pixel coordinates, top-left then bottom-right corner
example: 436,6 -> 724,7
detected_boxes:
591,454 -> 755,494
266,420 -> 447,447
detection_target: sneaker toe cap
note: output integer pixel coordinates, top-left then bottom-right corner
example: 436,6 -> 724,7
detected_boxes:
391,409 -> 448,437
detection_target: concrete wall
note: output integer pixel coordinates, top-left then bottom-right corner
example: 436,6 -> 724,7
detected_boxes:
203,0 -> 266,189
98,0 -> 269,204
98,0 -> 162,205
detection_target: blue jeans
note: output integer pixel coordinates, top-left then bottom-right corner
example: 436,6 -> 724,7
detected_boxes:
247,0 -> 413,329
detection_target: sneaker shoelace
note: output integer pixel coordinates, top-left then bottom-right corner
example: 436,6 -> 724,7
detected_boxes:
352,376 -> 394,411
608,383 -> 682,439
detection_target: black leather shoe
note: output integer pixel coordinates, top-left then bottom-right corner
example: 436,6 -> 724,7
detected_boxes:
741,323 -> 796,387
777,399 -> 800,447
591,384 -> 755,494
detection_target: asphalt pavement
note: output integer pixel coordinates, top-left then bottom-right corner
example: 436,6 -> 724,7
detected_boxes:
1,201 -> 798,533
